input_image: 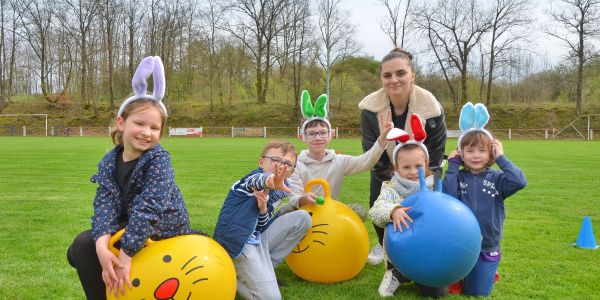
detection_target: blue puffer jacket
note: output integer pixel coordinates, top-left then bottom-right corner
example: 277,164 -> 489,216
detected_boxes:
90,144 -> 200,256
442,155 -> 527,252
213,168 -> 287,258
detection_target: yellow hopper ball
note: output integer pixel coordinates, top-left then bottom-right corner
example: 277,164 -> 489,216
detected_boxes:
106,229 -> 236,300
285,178 -> 369,283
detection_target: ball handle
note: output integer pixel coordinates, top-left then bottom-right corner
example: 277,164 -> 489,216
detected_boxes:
304,178 -> 331,205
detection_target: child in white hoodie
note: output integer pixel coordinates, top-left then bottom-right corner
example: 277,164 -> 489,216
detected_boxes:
286,90 -> 393,214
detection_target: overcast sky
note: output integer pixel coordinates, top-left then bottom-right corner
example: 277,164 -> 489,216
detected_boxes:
343,0 -> 569,69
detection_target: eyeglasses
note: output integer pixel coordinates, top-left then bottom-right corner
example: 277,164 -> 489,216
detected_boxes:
304,130 -> 329,139
262,156 -> 295,169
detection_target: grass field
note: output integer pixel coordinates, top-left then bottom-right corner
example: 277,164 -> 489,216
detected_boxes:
1,137 -> 599,299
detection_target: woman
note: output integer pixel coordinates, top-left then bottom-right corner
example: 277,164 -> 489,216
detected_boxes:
359,48 -> 447,269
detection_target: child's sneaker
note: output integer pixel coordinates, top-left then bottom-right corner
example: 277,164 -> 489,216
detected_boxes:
368,244 -> 384,265
448,281 -> 463,294
378,269 -> 400,297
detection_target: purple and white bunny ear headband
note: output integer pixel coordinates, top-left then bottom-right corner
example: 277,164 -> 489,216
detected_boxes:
457,102 -> 492,155
117,56 -> 167,116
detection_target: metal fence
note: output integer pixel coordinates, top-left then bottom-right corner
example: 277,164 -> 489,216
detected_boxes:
0,125 -> 596,140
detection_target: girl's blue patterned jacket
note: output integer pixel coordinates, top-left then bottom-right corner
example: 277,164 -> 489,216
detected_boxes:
90,144 -> 199,256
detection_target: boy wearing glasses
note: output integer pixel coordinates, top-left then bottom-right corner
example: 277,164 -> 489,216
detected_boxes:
214,140 -> 312,300
286,113 -> 393,216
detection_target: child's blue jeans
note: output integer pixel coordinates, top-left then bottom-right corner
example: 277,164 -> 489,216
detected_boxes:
462,251 -> 501,296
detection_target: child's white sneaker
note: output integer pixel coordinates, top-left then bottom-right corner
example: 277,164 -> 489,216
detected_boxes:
378,269 -> 400,297
367,244 -> 384,265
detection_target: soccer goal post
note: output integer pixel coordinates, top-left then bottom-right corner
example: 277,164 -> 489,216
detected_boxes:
0,114 -> 48,137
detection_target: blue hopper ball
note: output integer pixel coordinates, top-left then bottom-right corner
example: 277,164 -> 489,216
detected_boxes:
384,168 -> 481,287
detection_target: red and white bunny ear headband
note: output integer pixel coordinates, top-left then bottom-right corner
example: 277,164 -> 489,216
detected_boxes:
117,56 -> 167,116
386,113 -> 428,165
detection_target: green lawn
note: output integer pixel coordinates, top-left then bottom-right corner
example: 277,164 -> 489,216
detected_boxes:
0,137 -> 599,299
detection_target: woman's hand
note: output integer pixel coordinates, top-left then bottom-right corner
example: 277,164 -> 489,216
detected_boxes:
390,206 -> 413,232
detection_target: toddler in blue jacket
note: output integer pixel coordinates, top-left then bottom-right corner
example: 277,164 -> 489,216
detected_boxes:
213,140 -> 311,300
443,102 -> 527,297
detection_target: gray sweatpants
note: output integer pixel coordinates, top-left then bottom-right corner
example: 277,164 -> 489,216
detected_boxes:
234,210 -> 312,300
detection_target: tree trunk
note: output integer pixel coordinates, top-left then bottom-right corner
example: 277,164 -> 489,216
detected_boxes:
576,29 -> 584,114
81,33 -> 88,107
256,48 -> 265,103
0,3 -> 4,113
105,0 -> 115,112
460,44 -> 468,105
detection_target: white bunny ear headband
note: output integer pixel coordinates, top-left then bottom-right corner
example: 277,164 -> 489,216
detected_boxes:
457,102 -> 493,155
300,90 -> 331,138
386,113 -> 428,165
117,56 -> 167,116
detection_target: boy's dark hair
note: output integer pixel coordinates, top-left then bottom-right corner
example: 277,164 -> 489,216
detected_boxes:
304,119 -> 330,130
111,99 -> 167,145
380,47 -> 415,73
261,140 -> 297,160
460,131 -> 495,167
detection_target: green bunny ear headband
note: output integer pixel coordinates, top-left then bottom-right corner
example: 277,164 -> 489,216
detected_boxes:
300,90 -> 331,136
301,90 -> 328,119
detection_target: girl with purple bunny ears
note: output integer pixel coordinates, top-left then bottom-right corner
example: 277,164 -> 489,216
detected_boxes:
117,56 -> 167,116
68,56 -> 204,299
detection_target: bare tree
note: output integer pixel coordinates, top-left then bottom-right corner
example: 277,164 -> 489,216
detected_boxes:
316,0 -> 355,107
61,0 -> 101,114
16,0 -> 58,105
156,1 -> 186,71
124,0 -> 143,78
228,0 -> 289,104
200,0 -> 228,111
273,0 -> 312,107
5,1 -> 19,102
1,0 -> 7,112
289,0 -> 313,114
54,23 -> 73,100
101,0 -> 118,111
221,38 -> 251,106
334,33 -> 360,110
417,0 -> 492,108
547,0 -> 600,114
378,0 -> 413,48
484,0 -> 531,105
478,43 -> 489,101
